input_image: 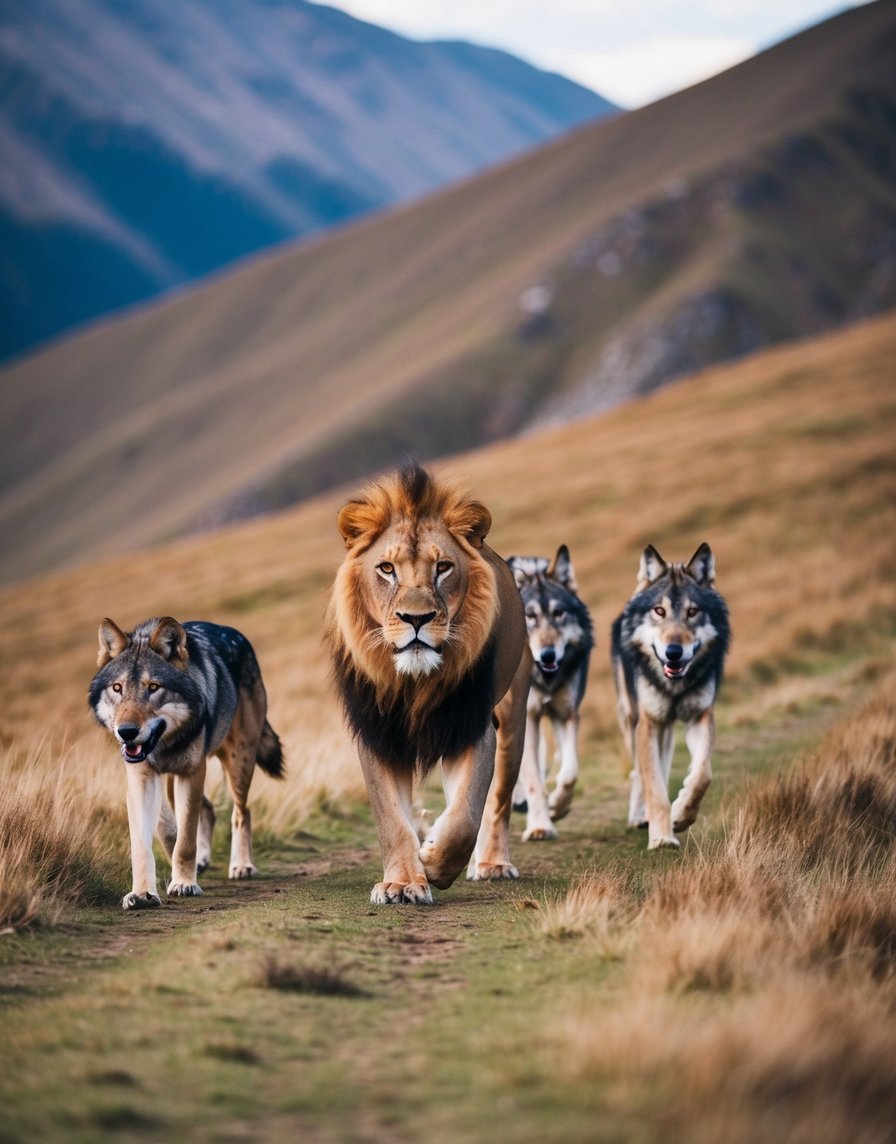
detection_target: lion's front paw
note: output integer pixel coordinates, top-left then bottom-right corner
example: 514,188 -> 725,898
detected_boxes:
229,862 -> 258,879
122,891 -> 161,911
522,824 -> 558,842
468,862 -> 519,881
647,835 -> 680,851
167,880 -> 203,897
370,879 -> 433,905
549,781 -> 576,821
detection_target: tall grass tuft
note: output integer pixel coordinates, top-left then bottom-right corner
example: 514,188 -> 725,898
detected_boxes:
0,742 -> 127,929
550,673 -> 896,1142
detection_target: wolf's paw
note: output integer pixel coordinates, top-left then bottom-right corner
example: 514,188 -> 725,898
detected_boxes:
522,824 -> 558,842
122,891 -> 161,911
671,801 -> 698,832
167,880 -> 203,897
647,835 -> 681,851
370,879 -> 433,905
229,863 -> 258,879
628,818 -> 649,830
196,856 -> 212,875
468,862 -> 519,881
549,782 -> 576,821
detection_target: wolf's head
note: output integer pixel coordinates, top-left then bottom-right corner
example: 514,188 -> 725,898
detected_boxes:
629,543 -> 726,680
508,545 -> 591,678
89,617 -> 196,764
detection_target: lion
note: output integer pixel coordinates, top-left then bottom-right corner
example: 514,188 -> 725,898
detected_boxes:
325,462 -> 531,904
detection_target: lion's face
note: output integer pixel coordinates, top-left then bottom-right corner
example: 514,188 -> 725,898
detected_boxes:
358,517 -> 473,677
328,466 -> 499,693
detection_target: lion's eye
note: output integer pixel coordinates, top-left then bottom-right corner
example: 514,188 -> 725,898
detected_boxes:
376,561 -> 395,578
112,682 -> 122,694
435,561 -> 453,579
653,606 -> 666,618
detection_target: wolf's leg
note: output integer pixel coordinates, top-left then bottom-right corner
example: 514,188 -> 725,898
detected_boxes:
420,726 -> 496,888
167,758 -> 205,897
470,649 -> 529,879
671,708 -> 714,832
549,713 -> 579,821
636,715 -> 679,850
123,764 -> 163,909
197,794 -> 216,874
220,747 -> 257,879
357,743 -> 432,904
520,711 -> 556,841
156,776 -> 177,860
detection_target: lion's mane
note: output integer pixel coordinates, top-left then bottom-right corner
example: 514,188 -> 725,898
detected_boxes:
326,463 -> 503,775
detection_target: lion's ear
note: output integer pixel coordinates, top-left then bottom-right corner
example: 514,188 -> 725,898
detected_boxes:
336,498 -> 381,549
446,499 -> 492,549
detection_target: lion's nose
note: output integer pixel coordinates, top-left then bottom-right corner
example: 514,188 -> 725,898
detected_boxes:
396,611 -> 437,633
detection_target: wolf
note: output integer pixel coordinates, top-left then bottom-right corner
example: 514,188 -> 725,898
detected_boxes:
611,542 -> 730,850
507,545 -> 594,840
89,616 -> 284,909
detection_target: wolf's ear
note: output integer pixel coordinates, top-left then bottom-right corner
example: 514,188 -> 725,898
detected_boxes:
636,545 -> 667,591
549,544 -> 578,592
149,617 -> 188,665
446,499 -> 491,550
97,619 -> 129,667
686,542 -> 716,587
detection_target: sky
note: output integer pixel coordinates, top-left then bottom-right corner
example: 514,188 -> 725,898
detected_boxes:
326,1 -> 869,108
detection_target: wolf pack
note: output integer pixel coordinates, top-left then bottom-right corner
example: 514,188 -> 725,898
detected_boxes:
89,462 -> 731,910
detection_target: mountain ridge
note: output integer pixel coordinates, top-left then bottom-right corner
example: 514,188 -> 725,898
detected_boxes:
0,0 -> 613,360
1,1 -> 895,584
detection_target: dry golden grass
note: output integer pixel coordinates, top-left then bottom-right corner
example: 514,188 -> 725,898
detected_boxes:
0,312 -> 893,928
549,672 -> 896,1143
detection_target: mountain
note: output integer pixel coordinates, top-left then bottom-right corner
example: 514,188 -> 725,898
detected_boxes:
0,0 -> 614,361
1,1 -> 895,585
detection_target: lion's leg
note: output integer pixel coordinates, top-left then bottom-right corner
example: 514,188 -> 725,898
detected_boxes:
357,744 -> 432,905
419,725 -> 496,889
470,651 -> 529,880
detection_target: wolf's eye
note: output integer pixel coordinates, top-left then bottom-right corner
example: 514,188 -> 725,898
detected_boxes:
653,606 -> 666,618
687,607 -> 700,619
147,682 -> 160,693
112,682 -> 122,693
552,609 -> 566,621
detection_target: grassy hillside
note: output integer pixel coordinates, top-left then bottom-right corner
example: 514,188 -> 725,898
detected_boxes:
1,313 -> 894,1140
2,1 -> 895,583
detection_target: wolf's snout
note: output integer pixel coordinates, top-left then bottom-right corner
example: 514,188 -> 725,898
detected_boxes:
396,610 -> 436,632
116,723 -> 140,743
537,647 -> 559,673
665,643 -> 684,663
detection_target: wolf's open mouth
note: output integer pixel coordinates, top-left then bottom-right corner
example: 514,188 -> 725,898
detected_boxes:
538,660 -> 559,674
119,719 -> 166,763
662,662 -> 690,679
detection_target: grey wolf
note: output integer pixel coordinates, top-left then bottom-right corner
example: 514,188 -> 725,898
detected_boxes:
325,462 -> 530,904
89,616 -> 283,909
611,542 -> 730,849
507,545 -> 594,840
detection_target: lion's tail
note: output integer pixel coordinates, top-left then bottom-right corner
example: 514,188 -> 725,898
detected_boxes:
257,718 -> 285,779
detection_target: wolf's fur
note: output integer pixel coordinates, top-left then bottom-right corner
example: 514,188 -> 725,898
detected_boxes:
507,545 -> 594,840
611,543 -> 730,849
89,617 -> 283,909
325,463 -> 530,904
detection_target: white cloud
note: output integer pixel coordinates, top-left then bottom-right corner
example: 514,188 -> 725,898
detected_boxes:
323,2 -> 867,108
542,34 -> 754,107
